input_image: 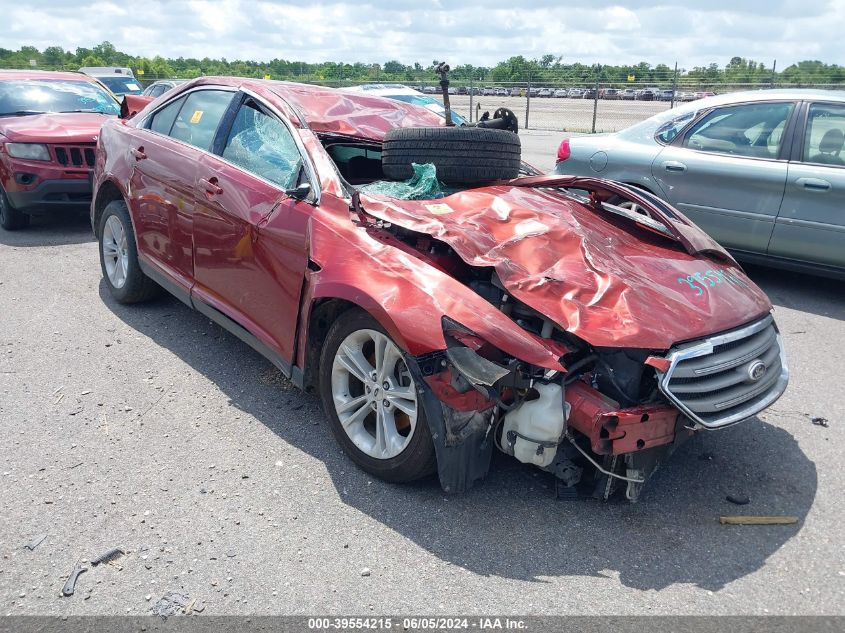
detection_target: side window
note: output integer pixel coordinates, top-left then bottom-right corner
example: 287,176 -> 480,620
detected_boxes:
149,85 -> 165,98
803,103 -> 845,166
684,102 -> 794,159
221,100 -> 303,189
168,90 -> 234,151
655,110 -> 697,144
148,96 -> 186,135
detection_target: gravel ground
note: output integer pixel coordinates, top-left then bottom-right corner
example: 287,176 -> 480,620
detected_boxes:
0,137 -> 843,616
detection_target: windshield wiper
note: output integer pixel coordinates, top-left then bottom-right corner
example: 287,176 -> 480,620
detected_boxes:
58,110 -> 111,114
0,110 -> 47,117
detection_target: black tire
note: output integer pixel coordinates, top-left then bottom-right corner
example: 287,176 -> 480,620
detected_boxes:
382,127 -> 521,184
98,199 -> 159,304
319,309 -> 436,483
0,186 -> 30,231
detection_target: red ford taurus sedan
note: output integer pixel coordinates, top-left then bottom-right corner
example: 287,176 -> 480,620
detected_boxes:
0,70 -> 121,230
91,77 -> 788,501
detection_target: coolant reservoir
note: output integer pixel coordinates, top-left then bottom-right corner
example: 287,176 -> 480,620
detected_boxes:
502,383 -> 569,468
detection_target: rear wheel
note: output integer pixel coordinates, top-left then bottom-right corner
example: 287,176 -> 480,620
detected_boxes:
319,310 -> 436,482
0,186 -> 30,231
98,200 -> 159,303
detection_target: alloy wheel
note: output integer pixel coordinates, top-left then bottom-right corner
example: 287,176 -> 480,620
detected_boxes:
102,215 -> 129,289
330,329 -> 418,460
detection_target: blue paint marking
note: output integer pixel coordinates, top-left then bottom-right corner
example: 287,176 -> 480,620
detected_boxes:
678,268 -> 750,296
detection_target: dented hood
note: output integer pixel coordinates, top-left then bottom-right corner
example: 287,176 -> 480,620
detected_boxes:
360,181 -> 773,350
0,112 -> 111,144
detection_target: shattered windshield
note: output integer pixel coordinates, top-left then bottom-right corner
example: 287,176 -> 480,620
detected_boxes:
0,79 -> 121,116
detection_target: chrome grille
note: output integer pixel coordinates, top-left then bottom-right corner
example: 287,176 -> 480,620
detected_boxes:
656,315 -> 788,429
52,144 -> 96,168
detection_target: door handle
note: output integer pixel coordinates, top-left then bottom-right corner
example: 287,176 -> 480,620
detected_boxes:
199,177 -> 223,195
662,161 -> 687,173
131,147 -> 147,160
796,177 -> 831,192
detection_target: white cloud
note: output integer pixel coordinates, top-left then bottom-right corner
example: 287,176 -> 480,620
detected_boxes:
1,0 -> 842,68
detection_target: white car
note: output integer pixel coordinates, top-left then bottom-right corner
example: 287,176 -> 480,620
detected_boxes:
343,84 -> 467,125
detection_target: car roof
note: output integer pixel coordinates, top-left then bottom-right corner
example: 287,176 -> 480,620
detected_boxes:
343,84 -> 425,96
183,76 -> 444,140
0,69 -> 98,82
691,88 -> 845,108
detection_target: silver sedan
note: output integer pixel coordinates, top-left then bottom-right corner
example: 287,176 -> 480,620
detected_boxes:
554,89 -> 845,279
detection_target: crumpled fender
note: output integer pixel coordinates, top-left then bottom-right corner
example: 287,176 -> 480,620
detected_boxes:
303,197 -> 567,371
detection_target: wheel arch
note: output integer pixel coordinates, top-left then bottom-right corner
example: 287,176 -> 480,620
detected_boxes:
299,292 -> 413,394
91,178 -> 127,237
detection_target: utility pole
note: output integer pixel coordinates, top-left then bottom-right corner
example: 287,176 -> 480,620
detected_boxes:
771,59 -> 777,88
525,69 -> 531,130
591,65 -> 600,134
469,72 -> 474,122
670,61 -> 678,109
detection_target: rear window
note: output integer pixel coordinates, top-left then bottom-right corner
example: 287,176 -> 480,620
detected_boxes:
0,79 -> 120,117
96,76 -> 143,95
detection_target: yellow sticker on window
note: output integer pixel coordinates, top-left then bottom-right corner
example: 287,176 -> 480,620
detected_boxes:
190,110 -> 204,124
424,203 -> 453,216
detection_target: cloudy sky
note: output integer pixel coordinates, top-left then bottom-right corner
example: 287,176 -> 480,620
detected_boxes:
4,0 -> 843,68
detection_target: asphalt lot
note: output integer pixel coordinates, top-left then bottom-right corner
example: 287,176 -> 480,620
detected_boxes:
0,132 -> 843,616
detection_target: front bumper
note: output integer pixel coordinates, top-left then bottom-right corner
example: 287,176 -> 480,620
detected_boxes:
5,178 -> 92,212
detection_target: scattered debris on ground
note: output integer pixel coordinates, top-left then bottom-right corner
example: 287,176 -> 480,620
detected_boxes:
719,515 -> 798,525
61,561 -> 87,597
91,547 -> 125,567
24,533 -> 47,551
810,416 -> 829,427
151,591 -> 192,618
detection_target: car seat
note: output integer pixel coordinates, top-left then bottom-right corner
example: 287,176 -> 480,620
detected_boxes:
811,128 -> 845,165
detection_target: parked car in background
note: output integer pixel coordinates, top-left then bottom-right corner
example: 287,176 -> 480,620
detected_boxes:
142,79 -> 188,98
582,88 -> 597,99
0,69 -> 121,230
91,77 -> 787,502
637,88 -> 660,101
482,87 -> 495,96
79,66 -> 143,96
344,84 -> 467,125
619,88 -> 636,100
554,89 -> 845,278
537,88 -> 552,98
553,89 -> 567,98
494,87 -> 508,96
423,86 -> 438,94
659,90 -> 676,101
602,88 -> 620,100
694,91 -> 716,99
567,88 -> 583,98
510,87 -> 522,97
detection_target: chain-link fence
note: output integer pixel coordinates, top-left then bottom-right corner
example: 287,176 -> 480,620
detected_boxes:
9,61 -> 845,133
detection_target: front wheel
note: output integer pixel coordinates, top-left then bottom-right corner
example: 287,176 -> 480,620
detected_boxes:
319,310 -> 436,482
0,186 -> 30,231
98,200 -> 159,303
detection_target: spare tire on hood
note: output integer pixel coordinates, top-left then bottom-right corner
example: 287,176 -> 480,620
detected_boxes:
381,127 -> 521,185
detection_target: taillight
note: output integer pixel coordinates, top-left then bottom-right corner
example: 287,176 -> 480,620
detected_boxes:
556,138 -> 571,162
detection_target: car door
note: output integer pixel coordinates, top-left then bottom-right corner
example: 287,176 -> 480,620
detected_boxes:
128,88 -> 236,292
652,100 -> 796,253
767,101 -> 845,271
191,94 -> 314,369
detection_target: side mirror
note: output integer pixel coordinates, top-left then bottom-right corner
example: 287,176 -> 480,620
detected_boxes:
284,182 -> 311,201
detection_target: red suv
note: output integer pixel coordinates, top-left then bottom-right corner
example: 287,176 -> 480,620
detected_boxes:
0,70 -> 120,230
91,77 -> 788,501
